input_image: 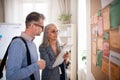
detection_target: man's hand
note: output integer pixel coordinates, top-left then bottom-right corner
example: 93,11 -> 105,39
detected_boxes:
38,59 -> 46,69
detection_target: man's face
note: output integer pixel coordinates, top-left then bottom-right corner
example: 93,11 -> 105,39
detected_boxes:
32,19 -> 44,36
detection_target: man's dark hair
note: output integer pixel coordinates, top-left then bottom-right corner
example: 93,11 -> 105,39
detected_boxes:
25,12 -> 45,28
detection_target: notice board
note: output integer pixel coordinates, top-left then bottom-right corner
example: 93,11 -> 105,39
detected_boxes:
91,0 -> 120,80
0,23 -> 22,59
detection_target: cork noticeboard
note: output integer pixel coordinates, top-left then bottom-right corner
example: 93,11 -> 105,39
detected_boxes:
91,0 -> 120,80
91,0 -> 109,80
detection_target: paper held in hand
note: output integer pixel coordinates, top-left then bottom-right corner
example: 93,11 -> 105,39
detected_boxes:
52,43 -> 72,68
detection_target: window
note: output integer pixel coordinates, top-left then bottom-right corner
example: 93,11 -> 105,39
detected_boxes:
22,1 -> 50,50
4,0 -> 50,55
23,1 -> 49,25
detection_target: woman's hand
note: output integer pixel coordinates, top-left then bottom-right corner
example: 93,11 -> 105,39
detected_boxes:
62,43 -> 67,48
63,52 -> 70,64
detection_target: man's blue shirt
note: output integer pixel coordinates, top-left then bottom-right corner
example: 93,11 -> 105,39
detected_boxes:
6,32 -> 40,80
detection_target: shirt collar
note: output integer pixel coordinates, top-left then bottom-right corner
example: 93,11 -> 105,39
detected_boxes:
21,32 -> 34,41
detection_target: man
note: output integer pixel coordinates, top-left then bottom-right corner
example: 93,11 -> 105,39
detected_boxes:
6,12 -> 46,80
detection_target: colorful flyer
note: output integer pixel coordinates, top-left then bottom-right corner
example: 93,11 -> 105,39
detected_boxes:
103,6 -> 110,30
97,38 -> 103,50
92,41 -> 97,55
92,54 -> 97,66
98,16 -> 103,36
97,50 -> 103,68
101,58 -> 109,75
103,42 -> 110,57
94,13 -> 98,24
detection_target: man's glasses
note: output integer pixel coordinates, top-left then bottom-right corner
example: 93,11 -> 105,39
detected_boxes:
33,23 -> 44,30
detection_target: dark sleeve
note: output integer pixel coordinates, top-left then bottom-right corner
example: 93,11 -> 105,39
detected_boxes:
39,46 -> 54,69
66,60 -> 71,69
59,61 -> 68,80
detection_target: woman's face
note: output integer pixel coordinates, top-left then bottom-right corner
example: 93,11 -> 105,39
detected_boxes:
48,25 -> 59,41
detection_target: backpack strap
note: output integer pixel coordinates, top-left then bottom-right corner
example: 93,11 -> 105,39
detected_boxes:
19,37 -> 35,80
0,36 -> 35,80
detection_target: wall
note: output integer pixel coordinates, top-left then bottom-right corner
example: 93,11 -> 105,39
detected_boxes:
48,0 -> 60,24
70,0 -> 78,80
0,0 -> 4,22
78,0 -> 97,80
86,0 -> 95,80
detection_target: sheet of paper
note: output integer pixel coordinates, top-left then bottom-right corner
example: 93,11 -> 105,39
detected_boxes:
94,13 -> 98,24
97,50 -> 103,67
98,16 -> 103,37
92,54 -> 97,66
92,41 -> 97,55
103,6 -> 110,30
103,42 -> 110,57
97,38 -> 103,50
52,43 -> 72,68
101,58 -> 109,75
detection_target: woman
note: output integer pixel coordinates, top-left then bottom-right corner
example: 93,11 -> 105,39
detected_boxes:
39,23 -> 68,80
